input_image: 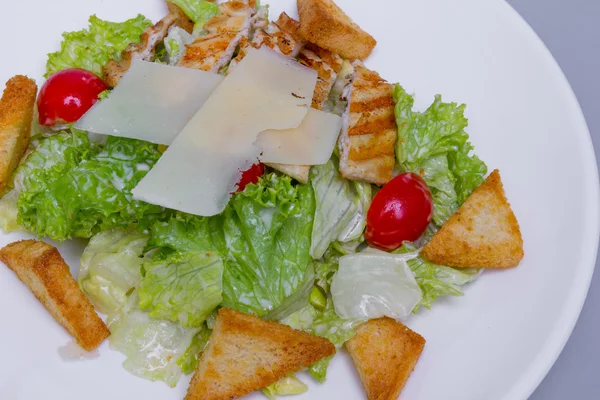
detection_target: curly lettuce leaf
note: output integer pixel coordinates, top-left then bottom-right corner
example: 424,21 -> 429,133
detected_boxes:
310,158 -> 371,259
107,292 -> 198,387
79,230 -> 148,314
18,136 -> 166,241
149,173 -> 316,317
394,84 -> 487,225
139,251 -> 223,327
396,243 -> 481,311
46,15 -> 151,77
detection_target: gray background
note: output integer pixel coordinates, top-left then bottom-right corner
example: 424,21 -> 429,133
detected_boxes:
508,0 -> 600,398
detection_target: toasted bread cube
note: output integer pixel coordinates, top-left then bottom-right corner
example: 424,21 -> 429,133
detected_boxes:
297,0 -> 376,60
346,318 -> 425,400
185,308 -> 335,400
0,240 -> 110,351
0,75 -> 37,194
422,170 -> 524,268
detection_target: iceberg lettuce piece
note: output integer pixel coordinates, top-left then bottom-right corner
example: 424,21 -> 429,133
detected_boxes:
107,292 -> 198,387
330,248 -> 422,320
138,251 -> 223,328
79,230 -> 148,314
396,243 -> 482,311
46,15 -> 151,77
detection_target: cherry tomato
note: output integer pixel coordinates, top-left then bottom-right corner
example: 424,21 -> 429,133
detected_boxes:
365,172 -> 433,251
236,163 -> 265,192
37,68 -> 107,126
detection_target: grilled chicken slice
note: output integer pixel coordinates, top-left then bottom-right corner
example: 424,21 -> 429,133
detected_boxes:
103,14 -> 177,87
177,1 -> 252,72
229,17 -> 304,71
297,45 -> 343,110
228,13 -> 310,183
338,62 -> 397,185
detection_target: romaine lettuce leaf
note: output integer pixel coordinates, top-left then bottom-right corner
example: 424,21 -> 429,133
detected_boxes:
46,15 -> 151,77
79,230 -> 148,314
310,159 -> 371,259
165,27 -> 194,65
18,136 -> 166,241
282,299 -> 361,382
149,173 -> 316,317
0,189 -> 21,233
107,292 -> 198,387
138,251 -> 223,328
177,323 -> 212,374
393,84 -> 487,226
171,0 -> 219,26
263,375 -> 308,399
396,243 -> 481,311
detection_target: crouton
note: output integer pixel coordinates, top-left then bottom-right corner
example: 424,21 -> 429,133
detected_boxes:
338,62 -> 397,185
422,170 -> 524,268
0,75 -> 37,194
0,240 -> 110,351
345,318 -> 425,400
185,308 -> 335,400
297,0 -> 376,60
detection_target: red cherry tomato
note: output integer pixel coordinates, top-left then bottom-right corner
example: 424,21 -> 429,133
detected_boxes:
365,172 -> 433,251
37,68 -> 107,126
236,163 -> 265,192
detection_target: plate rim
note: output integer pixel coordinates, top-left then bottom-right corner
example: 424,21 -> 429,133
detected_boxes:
498,1 -> 600,398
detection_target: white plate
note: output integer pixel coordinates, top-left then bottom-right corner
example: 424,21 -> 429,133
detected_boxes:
0,0 -> 598,399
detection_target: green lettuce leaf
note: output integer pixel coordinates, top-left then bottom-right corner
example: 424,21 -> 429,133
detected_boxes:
79,230 -> 148,314
138,251 -> 223,328
177,324 -> 212,374
171,0 -> 219,25
263,375 -> 308,399
149,173 -> 316,317
0,189 -> 21,233
46,15 -> 151,77
107,291 -> 199,387
393,84 -> 487,226
396,243 -> 481,311
18,136 -> 166,241
165,27 -> 194,65
282,299 -> 361,383
310,158 -> 371,259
